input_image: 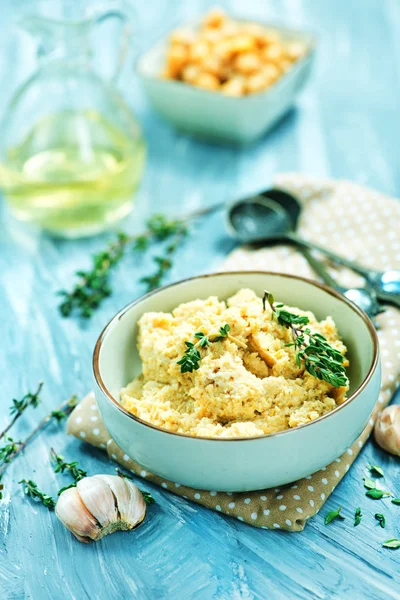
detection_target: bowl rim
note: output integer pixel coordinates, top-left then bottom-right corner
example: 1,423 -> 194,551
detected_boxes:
93,271 -> 380,443
134,16 -> 317,101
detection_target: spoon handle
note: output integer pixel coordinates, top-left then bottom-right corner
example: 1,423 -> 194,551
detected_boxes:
300,249 -> 342,291
376,291 -> 400,309
284,232 -> 378,279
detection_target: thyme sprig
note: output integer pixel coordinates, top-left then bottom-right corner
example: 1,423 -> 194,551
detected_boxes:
0,382 -> 43,442
19,479 -> 56,509
115,467 -> 156,505
325,505 -> 345,525
0,395 -> 77,482
354,507 -> 362,527
0,437 -> 22,464
263,291 -> 347,388
58,214 -> 188,319
177,324 -> 243,373
50,448 -> 87,495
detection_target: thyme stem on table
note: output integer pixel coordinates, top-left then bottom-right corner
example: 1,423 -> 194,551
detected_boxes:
0,395 -> 78,481
263,291 -> 348,388
50,448 -> 87,495
19,479 -> 56,510
58,213 -> 189,319
0,382 -> 43,442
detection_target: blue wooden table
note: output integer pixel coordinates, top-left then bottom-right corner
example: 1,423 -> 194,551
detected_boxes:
1,1 -> 400,598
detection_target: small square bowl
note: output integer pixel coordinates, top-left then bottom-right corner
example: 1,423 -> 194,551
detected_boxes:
135,19 -> 316,144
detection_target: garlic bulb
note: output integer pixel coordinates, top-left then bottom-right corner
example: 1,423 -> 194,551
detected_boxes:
55,475 -> 146,543
374,405 -> 400,457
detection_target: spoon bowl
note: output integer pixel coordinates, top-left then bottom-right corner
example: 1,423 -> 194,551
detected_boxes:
226,189 -> 400,310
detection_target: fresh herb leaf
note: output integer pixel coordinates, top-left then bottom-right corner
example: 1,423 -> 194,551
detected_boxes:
368,464 -> 384,478
50,449 -> 87,483
178,324 -> 233,373
57,483 -> 78,496
382,538 -> 400,549
363,477 -> 376,490
391,498 -> 400,505
263,291 -> 348,388
366,488 -> 390,499
19,479 -> 55,509
325,506 -> 345,525
0,437 -> 22,464
375,513 -> 386,528
354,507 -> 362,526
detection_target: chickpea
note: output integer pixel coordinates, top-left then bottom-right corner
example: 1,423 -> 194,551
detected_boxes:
262,43 -> 285,63
202,55 -> 222,77
194,72 -> 220,91
190,40 -> 211,63
163,12 -> 306,94
181,64 -> 201,84
234,52 -> 261,75
214,39 -> 236,62
166,44 -> 189,78
203,7 -> 226,29
230,34 -> 255,54
221,77 -> 245,96
245,73 -> 270,94
263,64 -> 280,83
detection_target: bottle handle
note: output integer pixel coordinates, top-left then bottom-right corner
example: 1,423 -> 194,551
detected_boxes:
94,9 -> 131,83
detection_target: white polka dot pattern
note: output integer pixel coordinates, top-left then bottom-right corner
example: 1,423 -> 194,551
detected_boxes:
67,175 -> 400,532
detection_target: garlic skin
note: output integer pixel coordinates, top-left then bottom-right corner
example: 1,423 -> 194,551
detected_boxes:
55,475 -> 146,543
374,405 -> 400,457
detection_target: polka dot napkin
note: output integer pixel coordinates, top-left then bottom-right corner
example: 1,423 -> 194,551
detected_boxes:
67,174 -> 400,531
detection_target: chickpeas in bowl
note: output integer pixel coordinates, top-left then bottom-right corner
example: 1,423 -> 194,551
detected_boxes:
136,10 -> 315,143
162,8 -> 309,96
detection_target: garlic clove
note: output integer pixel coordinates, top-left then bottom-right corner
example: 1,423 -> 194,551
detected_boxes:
56,475 -> 147,543
76,476 -> 118,527
95,474 -> 146,527
374,405 -> 400,456
55,486 -> 101,543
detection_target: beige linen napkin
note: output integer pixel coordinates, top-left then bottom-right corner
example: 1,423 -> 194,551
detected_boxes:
67,174 -> 400,531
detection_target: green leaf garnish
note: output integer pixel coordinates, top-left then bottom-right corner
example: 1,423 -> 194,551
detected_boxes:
363,477 -> 376,490
263,291 -> 348,388
368,464 -> 384,477
375,513 -> 386,528
178,324 -> 232,373
366,488 -> 390,499
382,538 -> 400,549
391,498 -> 400,505
354,507 -> 362,527
325,505 -> 345,525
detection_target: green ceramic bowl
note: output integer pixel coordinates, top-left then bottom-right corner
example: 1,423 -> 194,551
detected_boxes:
93,272 -> 380,492
136,20 -> 316,144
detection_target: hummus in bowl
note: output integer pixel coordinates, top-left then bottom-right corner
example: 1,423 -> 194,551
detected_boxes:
121,289 -> 349,439
93,272 -> 380,491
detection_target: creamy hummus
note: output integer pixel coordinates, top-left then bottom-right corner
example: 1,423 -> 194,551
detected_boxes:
121,289 -> 349,439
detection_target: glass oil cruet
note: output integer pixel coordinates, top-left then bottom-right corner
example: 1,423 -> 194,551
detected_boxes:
0,0 -> 145,237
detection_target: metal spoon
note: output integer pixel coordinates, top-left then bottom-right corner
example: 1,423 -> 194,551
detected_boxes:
302,249 -> 384,319
226,193 -> 400,309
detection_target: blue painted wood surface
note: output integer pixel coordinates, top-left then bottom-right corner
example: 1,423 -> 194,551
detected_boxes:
1,0 -> 400,598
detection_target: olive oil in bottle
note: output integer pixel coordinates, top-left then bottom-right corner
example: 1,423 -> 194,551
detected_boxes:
0,110 -> 145,237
